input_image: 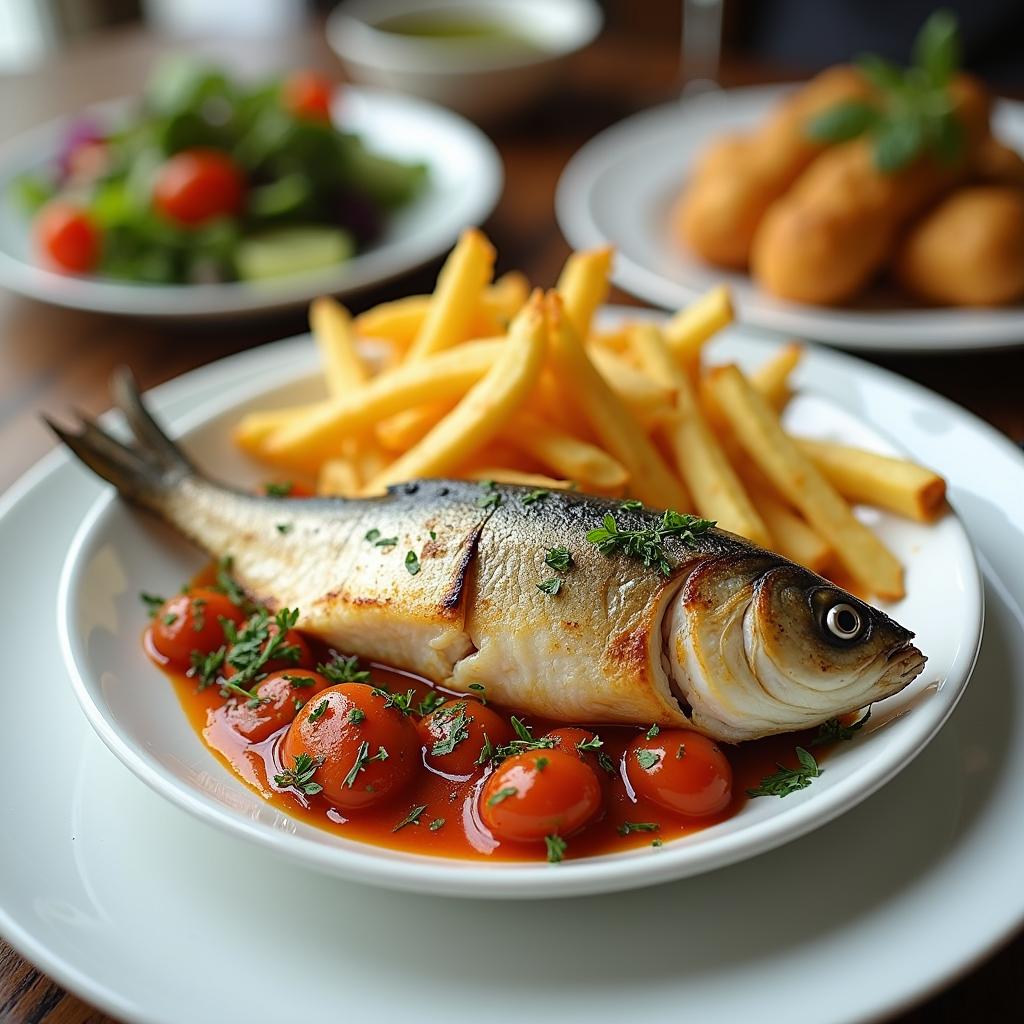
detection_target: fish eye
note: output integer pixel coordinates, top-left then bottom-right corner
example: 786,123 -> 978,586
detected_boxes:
826,603 -> 863,641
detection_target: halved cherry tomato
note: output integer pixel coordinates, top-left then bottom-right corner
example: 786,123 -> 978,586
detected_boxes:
280,682 -> 421,810
479,749 -> 602,843
150,587 -> 246,671
418,699 -> 512,777
223,615 -> 313,678
227,669 -> 330,743
624,729 -> 732,817
153,149 -> 245,226
282,70 -> 334,121
35,202 -> 100,273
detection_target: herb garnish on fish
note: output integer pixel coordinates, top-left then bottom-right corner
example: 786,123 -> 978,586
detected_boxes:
811,707 -> 872,746
586,509 -> 715,576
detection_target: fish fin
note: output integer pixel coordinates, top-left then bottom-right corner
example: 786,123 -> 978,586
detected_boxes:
44,368 -> 193,507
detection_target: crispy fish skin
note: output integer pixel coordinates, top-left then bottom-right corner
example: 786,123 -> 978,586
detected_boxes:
50,372 -> 927,743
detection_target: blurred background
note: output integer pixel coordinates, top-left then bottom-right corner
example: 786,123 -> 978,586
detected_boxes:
4,0 -> 1024,83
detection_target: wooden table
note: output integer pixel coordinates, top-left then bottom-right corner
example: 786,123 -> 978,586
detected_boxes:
1,21 -> 1021,1024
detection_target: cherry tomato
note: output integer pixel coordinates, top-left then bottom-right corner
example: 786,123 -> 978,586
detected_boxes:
280,683 -> 420,810
418,699 -> 512,776
282,70 -> 334,121
150,587 -> 246,671
226,669 -> 330,743
35,202 -> 100,273
479,749 -> 602,843
153,149 -> 245,226
624,729 -> 732,817
223,615 -> 313,678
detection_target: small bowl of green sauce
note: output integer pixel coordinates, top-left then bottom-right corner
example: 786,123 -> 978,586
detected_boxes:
326,0 -> 603,122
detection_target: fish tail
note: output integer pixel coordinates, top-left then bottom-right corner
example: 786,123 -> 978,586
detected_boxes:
44,367 -> 195,510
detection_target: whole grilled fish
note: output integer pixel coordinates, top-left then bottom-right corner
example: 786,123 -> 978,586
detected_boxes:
51,371 -> 926,743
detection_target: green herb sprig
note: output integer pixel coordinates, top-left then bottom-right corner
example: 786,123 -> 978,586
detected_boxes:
586,508 -> 715,576
811,707 -> 872,747
747,747 -> 821,798
806,10 -> 965,173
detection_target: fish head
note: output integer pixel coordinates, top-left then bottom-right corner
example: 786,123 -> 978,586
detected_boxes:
665,552 -> 927,742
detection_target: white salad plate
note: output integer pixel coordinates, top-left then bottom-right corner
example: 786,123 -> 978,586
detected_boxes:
0,86 -> 502,319
2,320 -> 1024,1021
54,314 -> 983,901
556,85 -> 1024,351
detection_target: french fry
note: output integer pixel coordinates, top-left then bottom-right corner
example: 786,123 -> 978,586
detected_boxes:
751,342 -> 803,411
589,328 -> 632,355
587,347 -> 676,429
546,292 -> 690,510
503,412 -> 629,491
739,472 -> 833,574
317,457 -> 362,497
525,367 -> 595,439
234,406 -> 320,457
365,293 -> 547,491
556,247 -> 613,340
405,228 -> 496,361
664,285 -> 733,381
706,364 -> 904,600
795,438 -> 947,522
376,403 -> 453,452
309,297 -> 369,396
353,272 -> 530,349
461,468 -> 571,489
254,338 -> 504,472
631,323 -> 771,546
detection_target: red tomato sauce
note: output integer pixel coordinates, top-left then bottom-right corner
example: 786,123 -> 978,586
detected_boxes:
143,565 -> 833,864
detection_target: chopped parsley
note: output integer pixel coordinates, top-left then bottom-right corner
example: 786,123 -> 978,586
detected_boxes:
468,682 -> 487,704
214,556 -> 250,609
190,646 -> 226,689
343,741 -> 389,789
284,674 -> 313,688
405,550 -> 421,575
161,612 -> 179,626
651,838 -> 664,847
378,688 -> 416,715
476,480 -> 502,510
537,578 -> 562,595
586,509 -> 715,576
811,707 -> 872,746
273,753 -> 323,796
492,716 -> 557,761
475,732 -> 494,765
488,786 -> 518,807
222,607 -> 302,690
140,592 -> 166,618
190,597 -> 207,632
619,499 -> 644,511
365,528 -> 398,548
617,821 -> 660,836
522,489 -> 549,506
645,723 -> 660,739
430,704 -> 471,756
747,747 -> 821,798
545,835 -> 567,863
429,818 -> 446,831
636,749 -> 661,771
543,546 -> 574,572
535,756 -> 549,771
348,708 -> 366,725
264,481 -> 294,497
577,735 -> 603,753
597,752 -> 617,776
417,690 -> 444,717
308,699 -> 328,724
275,523 -> 293,535
392,804 -> 428,832
318,654 -> 371,684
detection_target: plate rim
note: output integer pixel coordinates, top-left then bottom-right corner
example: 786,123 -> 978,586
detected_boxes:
555,86 -> 1024,351
54,314 -> 985,900
0,85 -> 503,319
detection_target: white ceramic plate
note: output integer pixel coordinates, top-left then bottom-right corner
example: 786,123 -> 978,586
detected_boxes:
54,311 -> 981,899
556,85 -> 1024,351
2,332 -> 1024,1022
0,86 -> 502,319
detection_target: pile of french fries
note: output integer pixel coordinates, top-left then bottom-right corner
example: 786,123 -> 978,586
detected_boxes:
234,228 -> 947,602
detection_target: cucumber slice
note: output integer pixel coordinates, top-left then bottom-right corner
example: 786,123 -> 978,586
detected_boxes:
235,226 -> 354,281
